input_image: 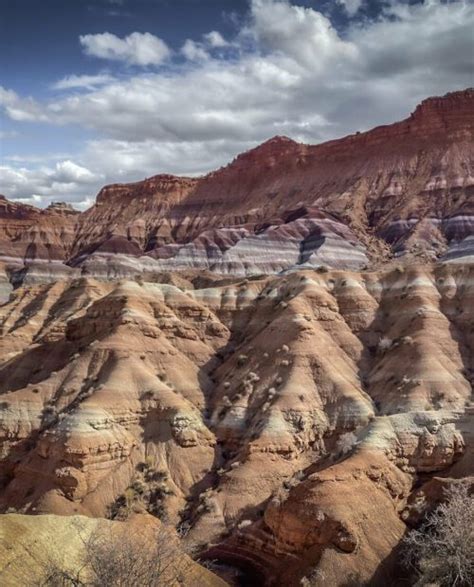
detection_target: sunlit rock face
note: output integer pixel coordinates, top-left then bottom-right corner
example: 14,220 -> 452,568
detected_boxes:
0,263 -> 473,584
0,89 -> 473,585
0,196 -> 80,290
1,89 -> 473,288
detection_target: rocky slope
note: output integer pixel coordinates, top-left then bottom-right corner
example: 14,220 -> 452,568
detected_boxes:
0,512 -> 226,586
0,88 -> 473,585
0,263 -> 472,584
0,89 -> 472,293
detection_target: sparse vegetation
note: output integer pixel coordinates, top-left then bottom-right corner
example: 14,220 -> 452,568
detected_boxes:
237,354 -> 248,367
378,337 -> 393,352
403,484 -> 474,586
35,521 -> 190,586
267,387 -> 277,399
108,462 -> 173,521
336,432 -> 358,456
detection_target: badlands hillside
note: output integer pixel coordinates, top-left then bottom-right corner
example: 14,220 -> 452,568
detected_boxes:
0,89 -> 473,586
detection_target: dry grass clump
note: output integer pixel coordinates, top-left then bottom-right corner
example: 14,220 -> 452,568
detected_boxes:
36,521 -> 189,586
403,484 -> 474,586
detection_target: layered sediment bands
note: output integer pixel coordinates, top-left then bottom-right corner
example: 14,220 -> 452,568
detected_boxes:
0,89 -> 473,585
0,196 -> 79,286
0,90 -> 473,287
150,210 -> 369,275
0,263 -> 472,584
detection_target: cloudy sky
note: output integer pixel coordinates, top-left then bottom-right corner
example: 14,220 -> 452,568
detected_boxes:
0,0 -> 473,210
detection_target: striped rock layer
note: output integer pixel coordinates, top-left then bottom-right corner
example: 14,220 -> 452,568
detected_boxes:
0,264 -> 473,584
0,89 -> 473,297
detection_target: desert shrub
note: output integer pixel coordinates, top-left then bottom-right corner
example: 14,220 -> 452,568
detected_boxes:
403,484 -> 474,586
43,405 -> 57,418
237,354 -> 248,367
336,432 -> 358,456
378,337 -> 393,352
108,466 -> 171,521
37,522 -> 189,586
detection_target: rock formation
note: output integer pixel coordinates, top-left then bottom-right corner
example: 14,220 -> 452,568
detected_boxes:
0,89 -> 472,292
0,88 -> 473,585
0,263 -> 472,584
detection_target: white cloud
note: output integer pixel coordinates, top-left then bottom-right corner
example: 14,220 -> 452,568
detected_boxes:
337,0 -> 363,17
0,160 -> 102,209
79,32 -> 171,66
83,137 -> 255,178
204,31 -> 229,48
250,0 -> 358,70
181,29 -> 232,62
0,87 -> 48,122
181,39 -> 210,62
1,0 -> 473,209
36,0 -> 470,143
52,160 -> 99,183
52,73 -> 115,91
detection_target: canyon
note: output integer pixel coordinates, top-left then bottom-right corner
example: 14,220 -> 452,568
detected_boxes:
0,89 -> 473,586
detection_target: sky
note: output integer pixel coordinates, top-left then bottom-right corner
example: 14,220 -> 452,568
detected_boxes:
0,0 -> 473,210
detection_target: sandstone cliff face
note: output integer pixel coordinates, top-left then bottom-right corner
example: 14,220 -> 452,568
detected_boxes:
0,89 -> 473,291
0,263 -> 472,584
67,88 -> 474,277
0,196 -> 79,296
